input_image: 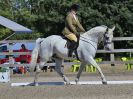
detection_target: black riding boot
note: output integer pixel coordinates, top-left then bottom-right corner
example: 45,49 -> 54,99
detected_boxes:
68,41 -> 77,57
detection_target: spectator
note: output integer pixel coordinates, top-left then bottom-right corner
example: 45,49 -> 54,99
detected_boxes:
19,44 -> 30,63
19,44 -> 31,74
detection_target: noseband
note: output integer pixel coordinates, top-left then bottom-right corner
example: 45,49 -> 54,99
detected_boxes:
104,27 -> 113,45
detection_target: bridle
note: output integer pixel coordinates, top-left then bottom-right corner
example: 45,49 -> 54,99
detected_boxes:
103,28 -> 113,45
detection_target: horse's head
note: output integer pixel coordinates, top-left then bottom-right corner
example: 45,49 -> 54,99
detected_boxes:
81,25 -> 115,51
104,26 -> 115,51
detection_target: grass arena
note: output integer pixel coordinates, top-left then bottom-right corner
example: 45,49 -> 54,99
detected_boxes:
0,64 -> 133,99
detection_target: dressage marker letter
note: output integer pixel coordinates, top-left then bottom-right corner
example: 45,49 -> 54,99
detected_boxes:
0,71 -> 10,83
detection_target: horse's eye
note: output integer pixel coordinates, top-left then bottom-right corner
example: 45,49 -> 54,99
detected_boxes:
104,34 -> 109,40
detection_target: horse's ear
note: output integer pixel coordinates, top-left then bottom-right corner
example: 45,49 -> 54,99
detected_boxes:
111,26 -> 115,31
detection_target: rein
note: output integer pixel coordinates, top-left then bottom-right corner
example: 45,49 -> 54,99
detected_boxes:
80,36 -> 98,43
80,27 -> 109,50
80,36 -> 97,50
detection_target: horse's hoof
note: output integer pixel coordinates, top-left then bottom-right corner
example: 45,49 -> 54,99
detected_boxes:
64,82 -> 70,85
32,82 -> 39,86
76,82 -> 79,85
28,82 -> 38,86
75,81 -> 79,84
102,81 -> 107,85
75,79 -> 79,84
35,83 -> 39,86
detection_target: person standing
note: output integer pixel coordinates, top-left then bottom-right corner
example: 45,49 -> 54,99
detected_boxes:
19,44 -> 30,63
19,44 -> 30,74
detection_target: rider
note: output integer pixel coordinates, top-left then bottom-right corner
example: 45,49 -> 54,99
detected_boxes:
62,4 -> 85,57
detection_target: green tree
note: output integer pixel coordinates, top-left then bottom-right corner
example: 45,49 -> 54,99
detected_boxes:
0,0 -> 132,49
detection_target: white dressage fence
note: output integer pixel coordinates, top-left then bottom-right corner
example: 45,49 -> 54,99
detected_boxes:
11,80 -> 133,87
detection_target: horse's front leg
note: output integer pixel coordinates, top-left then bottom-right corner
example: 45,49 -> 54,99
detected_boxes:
87,57 -> 107,85
75,62 -> 86,84
54,58 -> 70,85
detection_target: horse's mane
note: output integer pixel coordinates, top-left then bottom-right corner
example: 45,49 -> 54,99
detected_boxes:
82,25 -> 107,37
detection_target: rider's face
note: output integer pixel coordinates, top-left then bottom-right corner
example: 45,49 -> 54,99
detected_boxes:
71,10 -> 77,14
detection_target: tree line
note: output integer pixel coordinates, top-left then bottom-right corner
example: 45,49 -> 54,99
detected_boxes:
0,0 -> 132,49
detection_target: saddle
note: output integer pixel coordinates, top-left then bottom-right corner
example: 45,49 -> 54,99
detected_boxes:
62,36 -> 80,60
62,37 -> 72,49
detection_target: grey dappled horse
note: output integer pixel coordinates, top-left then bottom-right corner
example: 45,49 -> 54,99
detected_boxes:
30,25 -> 115,86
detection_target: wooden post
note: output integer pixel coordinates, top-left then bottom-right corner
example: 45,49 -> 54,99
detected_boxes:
8,43 -> 14,64
130,51 -> 132,59
110,38 -> 115,66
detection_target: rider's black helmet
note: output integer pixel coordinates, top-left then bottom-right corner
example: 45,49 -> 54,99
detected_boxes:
70,4 -> 80,11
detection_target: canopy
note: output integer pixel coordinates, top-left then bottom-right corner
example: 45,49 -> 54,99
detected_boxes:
0,16 -> 32,33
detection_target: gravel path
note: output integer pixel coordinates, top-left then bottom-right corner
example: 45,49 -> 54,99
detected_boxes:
0,64 -> 133,99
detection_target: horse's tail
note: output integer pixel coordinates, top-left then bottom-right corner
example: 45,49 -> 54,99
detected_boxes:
30,38 -> 42,72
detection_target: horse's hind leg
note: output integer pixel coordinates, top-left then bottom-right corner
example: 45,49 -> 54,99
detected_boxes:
33,60 -> 47,86
54,58 -> 70,85
75,62 -> 86,84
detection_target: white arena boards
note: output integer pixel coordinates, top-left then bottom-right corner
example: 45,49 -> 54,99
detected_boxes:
11,80 -> 133,87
